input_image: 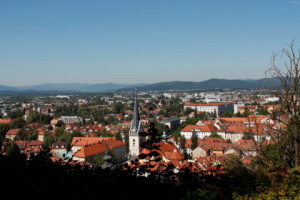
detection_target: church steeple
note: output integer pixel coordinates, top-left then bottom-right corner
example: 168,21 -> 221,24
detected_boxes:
129,93 -> 141,158
130,94 -> 141,135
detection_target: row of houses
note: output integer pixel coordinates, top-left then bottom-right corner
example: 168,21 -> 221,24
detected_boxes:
180,115 -> 278,143
186,138 -> 257,158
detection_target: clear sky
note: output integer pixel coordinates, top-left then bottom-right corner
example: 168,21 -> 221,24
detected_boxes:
0,0 -> 300,86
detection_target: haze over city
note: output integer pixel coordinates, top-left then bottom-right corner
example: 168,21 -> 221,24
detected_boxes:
1,0 -> 300,86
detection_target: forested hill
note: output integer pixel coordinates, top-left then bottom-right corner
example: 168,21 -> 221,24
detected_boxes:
0,78 -> 281,94
117,78 -> 281,92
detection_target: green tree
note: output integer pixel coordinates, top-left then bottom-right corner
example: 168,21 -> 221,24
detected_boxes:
262,41 -> 300,168
9,118 -> 26,129
26,110 -> 39,123
223,154 -> 256,196
147,122 -> 163,145
15,128 -> 37,141
115,131 -> 123,141
57,132 -> 72,143
113,101 -> 125,114
207,132 -> 222,138
191,131 -> 198,150
38,114 -> 52,124
242,131 -> 253,140
0,124 -> 9,147
5,141 -> 20,157
180,134 -> 186,151
8,110 -> 25,119
184,108 -> 194,116
256,106 -> 269,115
93,154 -> 104,167
43,131 -> 55,148
97,129 -> 114,137
220,110 -> 234,117
54,127 -> 65,139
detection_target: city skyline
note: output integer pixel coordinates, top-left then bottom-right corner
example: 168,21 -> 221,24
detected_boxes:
1,0 -> 300,86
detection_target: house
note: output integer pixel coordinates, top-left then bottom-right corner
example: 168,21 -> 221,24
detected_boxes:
248,124 -> 277,142
71,137 -> 115,153
51,142 -> 69,154
28,140 -> 44,148
5,129 -> 20,140
160,118 -> 180,131
27,123 -> 43,129
220,123 -> 246,143
184,102 -> 235,117
37,129 -> 45,142
230,140 -> 257,157
60,116 -> 83,124
138,141 -> 184,163
261,105 -> 281,114
24,141 -> 44,155
192,142 -> 230,158
247,115 -> 274,125
224,145 -> 243,155
239,105 -> 257,114
184,137 -> 227,155
72,139 -> 126,163
180,124 -> 217,139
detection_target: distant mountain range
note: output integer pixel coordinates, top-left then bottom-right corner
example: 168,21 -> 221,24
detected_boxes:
117,78 -> 281,92
0,78 -> 281,94
0,83 -> 147,94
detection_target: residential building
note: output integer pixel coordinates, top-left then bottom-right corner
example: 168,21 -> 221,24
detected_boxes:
180,124 -> 217,139
184,102 -> 234,117
160,117 -> 180,131
5,129 -> 20,140
59,116 -> 83,124
72,139 -> 126,163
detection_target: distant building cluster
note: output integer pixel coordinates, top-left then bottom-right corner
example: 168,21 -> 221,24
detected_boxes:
0,89 -> 284,172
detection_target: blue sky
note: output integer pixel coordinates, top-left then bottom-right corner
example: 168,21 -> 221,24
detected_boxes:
0,0 -> 300,86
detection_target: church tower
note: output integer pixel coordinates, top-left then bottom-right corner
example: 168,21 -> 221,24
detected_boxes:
129,94 -> 141,158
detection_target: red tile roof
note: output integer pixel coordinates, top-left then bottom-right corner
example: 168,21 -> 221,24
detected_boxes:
28,140 -> 44,146
0,119 -> 14,124
74,143 -> 106,158
71,137 -> 115,146
37,129 -> 45,135
181,124 -> 217,132
234,140 -> 256,151
74,139 -> 125,158
164,150 -> 184,161
6,129 -> 20,135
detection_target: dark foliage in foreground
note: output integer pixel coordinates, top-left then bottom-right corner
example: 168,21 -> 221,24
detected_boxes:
1,150 -> 300,199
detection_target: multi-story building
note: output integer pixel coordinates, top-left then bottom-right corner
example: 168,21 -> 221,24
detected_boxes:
184,102 -> 235,117
59,116 -> 83,124
160,118 -> 180,131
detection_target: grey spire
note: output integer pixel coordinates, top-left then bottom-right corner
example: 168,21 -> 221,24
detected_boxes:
130,93 -> 141,135
101,143 -> 112,169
